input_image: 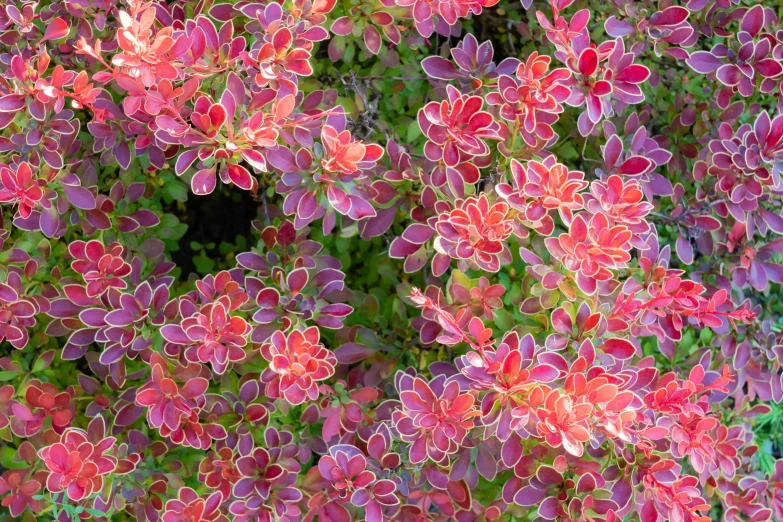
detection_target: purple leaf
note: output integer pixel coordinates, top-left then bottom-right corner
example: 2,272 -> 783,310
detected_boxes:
686,51 -> 724,74
334,343 -> 376,364
106,309 -> 137,327
676,234 -> 694,265
267,146 -> 299,173
755,59 -> 783,78
115,404 -> 143,426
716,64 -> 741,86
0,94 -> 27,112
62,184 -> 97,210
604,16 -> 634,37
741,4 -> 764,37
515,486 -> 548,506
422,56 -> 461,80
161,324 -> 190,344
529,364 -> 558,382
176,149 -> 201,175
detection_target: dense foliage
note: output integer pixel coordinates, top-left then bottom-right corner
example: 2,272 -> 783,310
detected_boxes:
1,0 -> 783,520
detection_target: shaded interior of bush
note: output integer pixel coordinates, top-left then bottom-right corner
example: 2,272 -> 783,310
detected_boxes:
169,188 -> 262,279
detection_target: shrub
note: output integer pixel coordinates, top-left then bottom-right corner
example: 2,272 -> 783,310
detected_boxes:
0,0 -> 782,521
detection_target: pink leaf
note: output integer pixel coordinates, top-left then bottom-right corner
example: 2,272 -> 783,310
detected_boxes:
364,25 -> 382,55
191,169 -> 216,195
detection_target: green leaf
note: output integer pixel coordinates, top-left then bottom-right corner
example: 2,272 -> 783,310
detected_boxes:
0,371 -> 20,381
493,308 -> 513,332
377,262 -> 399,284
555,142 -> 578,160
193,255 -> 216,275
335,237 -> 351,253
0,446 -> 27,469
166,180 -> 189,202
369,60 -> 387,77
343,44 -> 355,66
336,95 -> 358,118
406,119 -> 422,142
391,297 -> 408,322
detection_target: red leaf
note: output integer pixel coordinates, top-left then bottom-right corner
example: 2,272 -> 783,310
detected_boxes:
601,338 -> 636,359
578,48 -> 599,77
617,156 -> 652,175
287,268 -> 309,294
227,163 -> 254,190
41,18 -> 70,42
653,6 -> 689,26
